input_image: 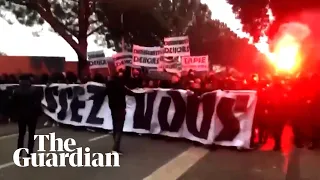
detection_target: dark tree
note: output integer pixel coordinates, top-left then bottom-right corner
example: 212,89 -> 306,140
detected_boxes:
226,0 -> 270,42
186,4 -> 261,73
97,0 -> 201,51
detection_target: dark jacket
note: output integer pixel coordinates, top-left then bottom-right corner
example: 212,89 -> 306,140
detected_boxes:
0,88 -> 11,116
11,86 -> 42,119
106,76 -> 134,112
126,77 -> 143,89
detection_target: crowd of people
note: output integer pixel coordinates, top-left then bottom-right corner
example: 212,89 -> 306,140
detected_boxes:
1,67 -> 320,156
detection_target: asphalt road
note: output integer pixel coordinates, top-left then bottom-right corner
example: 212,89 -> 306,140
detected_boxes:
0,122 -> 319,180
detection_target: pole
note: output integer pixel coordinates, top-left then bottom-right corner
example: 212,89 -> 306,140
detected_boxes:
121,13 -> 125,52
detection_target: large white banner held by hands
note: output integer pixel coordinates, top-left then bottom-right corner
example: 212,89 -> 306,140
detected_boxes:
1,83 -> 257,148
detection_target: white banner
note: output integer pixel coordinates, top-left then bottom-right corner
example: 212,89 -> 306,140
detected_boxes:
164,36 -> 190,57
158,57 -> 181,73
181,55 -> 209,71
132,45 -> 162,68
112,52 -> 133,68
88,50 -> 105,59
0,83 -> 257,148
88,57 -> 109,69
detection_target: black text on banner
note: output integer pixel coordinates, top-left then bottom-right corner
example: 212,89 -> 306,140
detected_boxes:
132,45 -> 162,68
164,36 -> 190,57
0,83 -> 257,148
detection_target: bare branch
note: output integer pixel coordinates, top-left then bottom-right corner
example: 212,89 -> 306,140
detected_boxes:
38,0 -> 51,12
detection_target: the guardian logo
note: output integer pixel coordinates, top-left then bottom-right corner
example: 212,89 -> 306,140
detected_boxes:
12,133 -> 120,167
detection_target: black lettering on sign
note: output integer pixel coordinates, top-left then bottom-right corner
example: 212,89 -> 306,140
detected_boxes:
57,87 -> 73,120
132,91 -> 157,130
158,91 -> 186,132
70,86 -> 85,123
186,92 -> 216,139
215,94 -> 250,141
86,85 -> 106,125
44,86 -> 58,113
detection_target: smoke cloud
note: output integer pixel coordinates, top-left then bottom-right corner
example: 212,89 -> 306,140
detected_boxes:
277,22 -> 311,41
270,22 -> 311,51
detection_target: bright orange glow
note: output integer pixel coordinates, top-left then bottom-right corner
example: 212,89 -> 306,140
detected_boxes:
267,34 -> 301,73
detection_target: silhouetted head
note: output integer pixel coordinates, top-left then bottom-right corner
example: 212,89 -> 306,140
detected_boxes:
19,74 -> 31,87
171,74 -> 180,84
132,68 -> 140,78
188,69 -> 195,78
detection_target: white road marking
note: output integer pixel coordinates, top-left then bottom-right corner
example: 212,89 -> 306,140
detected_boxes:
88,134 -> 110,142
0,127 -> 52,141
0,161 -> 15,170
143,147 -> 209,180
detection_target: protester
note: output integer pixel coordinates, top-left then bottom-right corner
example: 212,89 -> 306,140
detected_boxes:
11,74 -> 42,157
106,71 -> 135,155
